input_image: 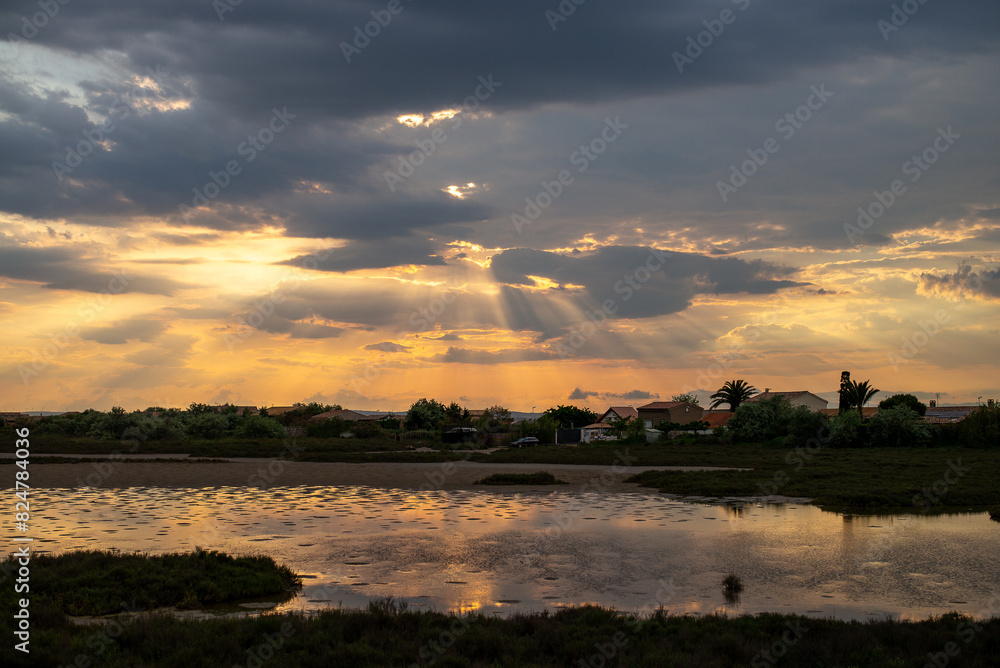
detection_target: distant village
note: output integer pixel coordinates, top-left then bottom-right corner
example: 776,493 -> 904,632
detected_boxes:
3,380 -> 990,445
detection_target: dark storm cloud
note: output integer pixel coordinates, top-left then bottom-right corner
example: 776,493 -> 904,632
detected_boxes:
568,388 -> 599,400
568,388 -> 658,401
278,237 -> 447,272
3,0 -> 996,121
431,347 -> 557,365
490,246 -> 800,319
0,244 -> 187,294
918,263 -> 1000,301
364,341 -> 412,353
0,0 -> 995,244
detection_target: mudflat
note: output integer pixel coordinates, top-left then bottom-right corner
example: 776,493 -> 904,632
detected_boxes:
18,459 -> 738,492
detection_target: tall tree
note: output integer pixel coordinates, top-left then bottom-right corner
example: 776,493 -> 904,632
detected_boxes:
838,371 -> 852,415
878,393 -> 927,416
543,405 -> 598,428
709,380 -> 758,412
405,398 -> 446,430
844,379 -> 880,416
671,393 -> 701,406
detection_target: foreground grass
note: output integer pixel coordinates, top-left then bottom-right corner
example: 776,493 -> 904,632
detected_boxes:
475,472 -> 568,485
0,549 -> 301,616
4,604 -> 999,667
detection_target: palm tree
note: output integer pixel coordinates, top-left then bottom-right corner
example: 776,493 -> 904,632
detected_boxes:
844,379 -> 879,416
710,380 -> 758,412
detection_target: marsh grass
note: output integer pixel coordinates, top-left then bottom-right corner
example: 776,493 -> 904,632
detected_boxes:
0,549 -> 301,616
626,446 -> 1000,510
5,605 -> 999,668
475,472 -> 568,485
722,573 -> 744,593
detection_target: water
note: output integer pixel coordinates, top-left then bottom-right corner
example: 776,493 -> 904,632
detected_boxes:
24,485 -> 1000,620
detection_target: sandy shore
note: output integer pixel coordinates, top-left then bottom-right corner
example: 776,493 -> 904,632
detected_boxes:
14,458 -> 741,493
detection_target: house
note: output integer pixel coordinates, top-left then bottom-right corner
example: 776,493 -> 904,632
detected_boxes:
581,422 -> 616,443
703,410 -> 734,430
212,405 -> 258,415
636,401 -> 704,429
261,405 -> 298,416
921,400 -> 984,424
0,411 -> 26,423
598,406 -> 638,423
821,407 -> 879,418
309,409 -> 371,422
746,390 -> 828,411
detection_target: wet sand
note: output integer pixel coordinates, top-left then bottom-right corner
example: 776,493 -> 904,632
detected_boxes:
16,459 -> 741,492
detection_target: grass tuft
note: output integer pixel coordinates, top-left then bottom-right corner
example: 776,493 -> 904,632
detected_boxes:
723,573 -> 744,593
474,471 -> 569,485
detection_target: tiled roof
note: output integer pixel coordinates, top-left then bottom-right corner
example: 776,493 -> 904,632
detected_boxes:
583,422 -> 614,429
746,391 -> 810,402
310,409 -> 369,421
637,401 -> 689,410
820,407 -> 879,417
262,405 -> 298,415
703,411 -> 733,428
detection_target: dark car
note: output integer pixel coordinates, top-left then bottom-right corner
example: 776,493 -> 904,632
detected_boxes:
510,437 -> 540,447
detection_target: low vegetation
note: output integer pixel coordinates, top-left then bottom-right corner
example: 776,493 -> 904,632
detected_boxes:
5,603 -> 999,667
627,446 -> 1000,510
0,549 -> 301,616
475,472 -> 568,485
722,573 -> 744,594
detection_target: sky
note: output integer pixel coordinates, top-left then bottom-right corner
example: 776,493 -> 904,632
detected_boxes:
1,0 -> 998,413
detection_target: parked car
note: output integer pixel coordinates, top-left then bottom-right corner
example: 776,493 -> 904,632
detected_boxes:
510,437 -> 540,447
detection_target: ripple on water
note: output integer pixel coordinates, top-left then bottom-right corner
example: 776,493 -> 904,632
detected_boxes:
26,485 -> 1000,621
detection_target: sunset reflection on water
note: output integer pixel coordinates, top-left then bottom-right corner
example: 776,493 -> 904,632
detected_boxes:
25,485 -> 1000,621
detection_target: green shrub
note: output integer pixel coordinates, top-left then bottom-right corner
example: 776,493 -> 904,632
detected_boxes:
727,396 -> 794,443
866,406 -> 930,447
879,393 -> 928,416
185,413 -> 229,440
307,417 -> 352,438
237,415 -> 286,438
958,405 -> 1000,448
828,411 -> 866,448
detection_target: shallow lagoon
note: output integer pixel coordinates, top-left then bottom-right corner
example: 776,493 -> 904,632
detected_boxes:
29,485 -> 999,620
